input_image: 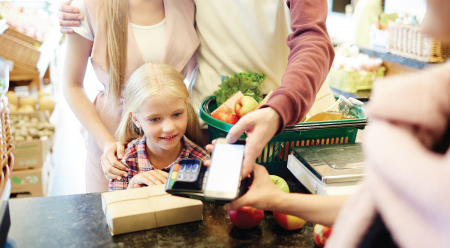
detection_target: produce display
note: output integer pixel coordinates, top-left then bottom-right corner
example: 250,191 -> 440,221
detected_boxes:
374,13 -> 398,31
214,72 -> 266,107
10,114 -> 54,142
0,2 -> 55,42
333,44 -> 383,72
6,90 -> 56,115
313,224 -> 333,247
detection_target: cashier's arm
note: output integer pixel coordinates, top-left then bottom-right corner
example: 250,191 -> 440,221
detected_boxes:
224,164 -> 348,227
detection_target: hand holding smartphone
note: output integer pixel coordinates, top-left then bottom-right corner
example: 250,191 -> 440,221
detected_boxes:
165,138 -> 248,204
204,138 -> 246,201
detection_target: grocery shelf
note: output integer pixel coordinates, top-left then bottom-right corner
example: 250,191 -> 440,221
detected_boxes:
358,46 -> 433,70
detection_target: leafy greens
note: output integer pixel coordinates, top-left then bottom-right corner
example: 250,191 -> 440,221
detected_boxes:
214,72 -> 266,107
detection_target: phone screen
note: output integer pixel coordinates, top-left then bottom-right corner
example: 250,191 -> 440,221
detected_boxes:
205,143 -> 244,198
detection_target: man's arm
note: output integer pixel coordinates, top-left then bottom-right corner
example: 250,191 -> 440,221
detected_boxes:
263,0 -> 335,132
58,0 -> 84,34
227,0 -> 335,177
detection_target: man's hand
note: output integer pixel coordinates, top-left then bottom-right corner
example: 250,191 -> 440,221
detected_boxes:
226,107 -> 281,178
128,170 -> 169,189
101,142 -> 129,180
58,0 -> 84,34
224,163 -> 286,211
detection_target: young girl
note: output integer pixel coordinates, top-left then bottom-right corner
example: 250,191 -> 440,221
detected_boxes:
63,0 -> 199,192
109,63 -> 209,190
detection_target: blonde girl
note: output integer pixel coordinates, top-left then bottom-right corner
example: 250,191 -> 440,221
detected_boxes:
109,63 -> 209,190
63,0 -> 199,192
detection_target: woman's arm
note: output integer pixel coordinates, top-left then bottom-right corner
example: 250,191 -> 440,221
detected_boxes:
223,163 -> 347,227
62,33 -> 115,151
62,33 -> 128,179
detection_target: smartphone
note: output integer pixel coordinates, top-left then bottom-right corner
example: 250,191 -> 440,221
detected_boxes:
204,138 -> 245,201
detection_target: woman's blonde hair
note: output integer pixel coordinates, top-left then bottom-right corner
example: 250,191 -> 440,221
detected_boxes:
98,0 -> 128,109
115,63 -> 203,147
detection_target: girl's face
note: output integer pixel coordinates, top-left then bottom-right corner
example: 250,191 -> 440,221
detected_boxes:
132,95 -> 188,153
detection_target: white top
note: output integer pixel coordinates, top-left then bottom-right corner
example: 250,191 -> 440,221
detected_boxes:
190,0 -> 292,115
71,0 -> 166,64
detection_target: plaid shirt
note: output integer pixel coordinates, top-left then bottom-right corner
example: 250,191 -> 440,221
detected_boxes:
109,136 -> 209,191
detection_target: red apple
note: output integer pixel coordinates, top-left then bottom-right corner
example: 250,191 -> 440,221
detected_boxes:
313,224 -> 333,247
272,211 -> 307,230
211,106 -> 239,124
228,206 -> 264,229
234,96 -> 259,118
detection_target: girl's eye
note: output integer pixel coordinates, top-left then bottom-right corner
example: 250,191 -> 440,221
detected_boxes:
149,118 -> 159,122
173,112 -> 183,117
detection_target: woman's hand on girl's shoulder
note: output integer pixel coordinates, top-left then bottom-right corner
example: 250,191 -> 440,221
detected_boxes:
101,142 -> 129,180
127,170 -> 169,189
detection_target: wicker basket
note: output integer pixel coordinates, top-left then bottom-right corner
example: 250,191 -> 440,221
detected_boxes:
0,98 -> 14,197
3,28 -> 42,48
388,23 -> 450,63
0,32 -> 40,68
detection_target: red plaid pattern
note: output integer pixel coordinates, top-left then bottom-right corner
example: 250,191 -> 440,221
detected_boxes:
109,136 -> 209,191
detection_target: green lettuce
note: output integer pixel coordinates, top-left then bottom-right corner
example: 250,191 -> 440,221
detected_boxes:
214,72 -> 266,106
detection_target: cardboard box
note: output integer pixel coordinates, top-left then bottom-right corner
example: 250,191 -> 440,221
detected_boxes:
102,185 -> 203,236
10,153 -> 52,197
305,82 -> 337,120
221,91 -> 244,109
10,111 -> 52,170
13,136 -> 51,170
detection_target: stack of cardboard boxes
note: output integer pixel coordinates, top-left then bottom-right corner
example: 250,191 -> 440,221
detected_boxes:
10,112 -> 53,197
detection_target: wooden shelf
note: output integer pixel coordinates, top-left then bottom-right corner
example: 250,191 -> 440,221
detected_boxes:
9,27 -> 62,91
0,19 -> 7,35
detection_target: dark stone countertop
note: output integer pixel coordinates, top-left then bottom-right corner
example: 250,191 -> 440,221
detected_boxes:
6,174 -> 318,248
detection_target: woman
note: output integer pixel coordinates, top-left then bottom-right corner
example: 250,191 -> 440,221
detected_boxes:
63,0 -> 199,193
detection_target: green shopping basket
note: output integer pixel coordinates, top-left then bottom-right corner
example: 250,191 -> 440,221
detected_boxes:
199,96 -> 367,177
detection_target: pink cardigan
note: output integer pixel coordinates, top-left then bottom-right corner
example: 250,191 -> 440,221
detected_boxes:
79,0 -> 199,193
327,62 -> 450,247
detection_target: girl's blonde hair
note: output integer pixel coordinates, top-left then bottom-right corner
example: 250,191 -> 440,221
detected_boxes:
98,0 -> 128,109
115,63 -> 203,147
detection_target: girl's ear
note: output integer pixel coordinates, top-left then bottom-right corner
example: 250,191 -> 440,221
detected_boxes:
129,112 -> 140,128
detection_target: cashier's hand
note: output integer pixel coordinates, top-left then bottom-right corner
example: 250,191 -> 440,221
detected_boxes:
227,107 -> 281,178
225,163 -> 284,211
203,147 -> 284,211
128,170 -> 169,189
101,142 -> 128,180
57,0 -> 84,34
